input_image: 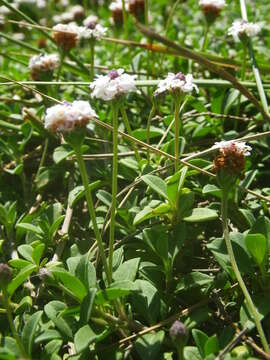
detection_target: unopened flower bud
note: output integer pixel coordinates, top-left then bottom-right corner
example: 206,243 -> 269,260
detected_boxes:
199,0 -> 226,24
169,320 -> 189,344
53,23 -> 79,52
0,263 -> 12,289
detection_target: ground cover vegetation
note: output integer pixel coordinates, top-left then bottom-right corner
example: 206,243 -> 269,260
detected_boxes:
1,0 -> 270,359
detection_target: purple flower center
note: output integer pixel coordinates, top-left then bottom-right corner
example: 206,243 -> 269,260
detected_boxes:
174,72 -> 186,81
88,22 -> 97,30
109,70 -> 119,80
63,101 -> 72,106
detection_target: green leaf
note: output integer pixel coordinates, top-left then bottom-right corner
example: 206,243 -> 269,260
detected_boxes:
53,145 -> 74,164
113,258 -> 140,282
204,335 -> 219,356
183,208 -> 218,222
176,272 -> 214,293
51,269 -> 87,301
245,233 -> 268,266
22,311 -> 43,356
8,259 -> 32,269
17,245 -> 33,262
202,184 -> 222,198
133,204 -> 160,225
95,287 -> 132,305
74,325 -> 97,354
32,243 -> 45,265
142,175 -> 168,200
80,289 -> 97,325
75,254 -> 97,290
8,264 -> 37,296
68,181 -> 102,208
184,346 -> 202,360
135,331 -> 165,360
16,223 -> 43,236
143,226 -> 168,263
192,329 -> 208,358
132,126 -> 164,141
35,330 -> 62,345
44,301 -> 73,339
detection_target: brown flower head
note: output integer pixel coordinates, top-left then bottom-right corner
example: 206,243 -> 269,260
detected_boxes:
53,24 -> 79,52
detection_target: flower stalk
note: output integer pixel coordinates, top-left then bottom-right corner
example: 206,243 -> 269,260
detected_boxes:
146,104 -> 156,163
221,190 -> 270,353
174,95 -> 182,172
74,147 -> 111,282
90,39 -> 95,82
119,103 -> 141,163
108,102 -> 120,280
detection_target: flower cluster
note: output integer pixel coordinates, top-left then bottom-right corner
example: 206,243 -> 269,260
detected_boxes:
80,23 -> 107,40
199,0 -> 226,22
213,141 -> 251,175
29,54 -> 59,80
44,101 -> 97,133
90,69 -> 137,101
83,15 -> 99,28
53,22 -> 106,49
53,5 -> 84,24
53,23 -> 81,51
109,0 -> 129,24
228,20 -> 261,42
154,72 -> 198,97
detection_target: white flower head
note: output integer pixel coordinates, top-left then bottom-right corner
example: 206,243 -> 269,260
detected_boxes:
199,0 -> 226,10
109,0 -> 129,12
44,101 -> 97,133
90,69 -> 137,101
53,23 -> 81,50
29,54 -> 59,72
213,140 -> 252,156
83,15 -> 99,28
228,20 -> 261,42
155,72 -> 198,96
79,23 -> 107,40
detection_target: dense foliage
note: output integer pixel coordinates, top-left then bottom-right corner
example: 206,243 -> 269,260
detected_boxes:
1,0 -> 270,359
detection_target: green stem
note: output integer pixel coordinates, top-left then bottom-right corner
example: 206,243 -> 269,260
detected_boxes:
56,50 -> 65,83
174,96 -> 182,172
121,0 -> 128,38
35,138 -> 48,182
248,41 -> 269,115
83,0 -> 88,11
146,105 -> 156,164
75,149 -> 110,282
201,22 -> 210,52
144,0 -> 149,26
2,289 -> 28,359
236,45 -> 247,118
119,104 -> 141,163
108,103 -> 119,281
90,39 -> 95,82
221,191 -> 270,354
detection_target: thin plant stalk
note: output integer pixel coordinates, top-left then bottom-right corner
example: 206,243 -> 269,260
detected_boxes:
144,0 -> 149,26
2,288 -> 28,359
108,103 -> 119,280
56,50 -> 65,83
119,104 -> 141,163
146,104 -> 156,163
239,0 -> 269,115
83,0 -> 88,12
201,22 -> 210,51
35,138 -> 48,182
121,0 -> 128,38
90,39 -> 95,82
174,96 -> 182,172
74,148 -> 111,282
221,191 -> 270,354
248,41 -> 269,115
236,44 -> 247,117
